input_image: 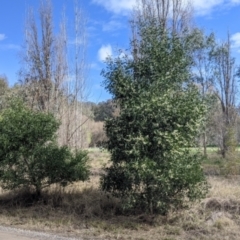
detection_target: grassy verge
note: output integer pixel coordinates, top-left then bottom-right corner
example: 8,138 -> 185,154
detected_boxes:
0,149 -> 240,239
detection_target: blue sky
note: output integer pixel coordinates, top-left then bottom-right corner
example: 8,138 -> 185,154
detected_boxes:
1,0 -> 240,102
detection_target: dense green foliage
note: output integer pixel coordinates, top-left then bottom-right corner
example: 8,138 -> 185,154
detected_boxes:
0,101 -> 89,197
101,19 -> 208,214
93,100 -> 116,122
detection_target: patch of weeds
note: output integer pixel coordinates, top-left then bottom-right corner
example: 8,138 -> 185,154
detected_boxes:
213,216 -> 234,230
182,221 -> 202,231
162,238 -> 176,240
122,221 -> 139,230
165,225 -> 182,235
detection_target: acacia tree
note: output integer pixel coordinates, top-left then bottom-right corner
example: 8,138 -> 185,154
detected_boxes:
101,4 -> 207,214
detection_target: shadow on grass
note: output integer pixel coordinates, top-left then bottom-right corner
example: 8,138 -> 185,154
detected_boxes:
0,186 -> 161,232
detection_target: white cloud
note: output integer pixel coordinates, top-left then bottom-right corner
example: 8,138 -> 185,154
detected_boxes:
98,44 -> 113,61
190,0 -> 240,15
191,0 -> 224,15
231,32 -> 240,50
92,0 -> 137,15
102,20 -> 124,32
92,0 -> 240,16
89,62 -> 101,70
0,34 -> 19,51
0,34 -> 6,41
0,44 -> 20,50
68,37 -> 85,46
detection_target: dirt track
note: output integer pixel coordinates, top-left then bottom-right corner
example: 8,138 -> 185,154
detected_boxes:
0,226 -> 82,240
0,231 -> 35,240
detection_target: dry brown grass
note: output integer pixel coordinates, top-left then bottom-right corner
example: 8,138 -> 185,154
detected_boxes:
0,149 -> 240,239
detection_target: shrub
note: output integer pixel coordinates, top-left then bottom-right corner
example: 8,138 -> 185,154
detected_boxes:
0,100 -> 89,197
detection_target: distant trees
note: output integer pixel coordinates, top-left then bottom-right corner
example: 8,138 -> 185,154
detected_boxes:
192,31 -> 239,158
93,100 -> 116,122
210,36 -> 239,157
101,0 -> 207,214
191,30 -> 217,156
0,101 -> 89,198
86,100 -> 115,148
89,127 -> 108,148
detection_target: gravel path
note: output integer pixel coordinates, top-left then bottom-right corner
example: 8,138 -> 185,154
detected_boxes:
0,226 -> 83,240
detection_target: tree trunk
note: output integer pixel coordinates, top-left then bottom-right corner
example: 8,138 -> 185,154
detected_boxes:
203,132 -> 207,157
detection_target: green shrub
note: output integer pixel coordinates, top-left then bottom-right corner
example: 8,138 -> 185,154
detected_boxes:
0,100 -> 89,197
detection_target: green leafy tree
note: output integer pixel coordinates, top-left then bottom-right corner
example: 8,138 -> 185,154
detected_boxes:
0,101 -> 89,197
101,17 -> 208,214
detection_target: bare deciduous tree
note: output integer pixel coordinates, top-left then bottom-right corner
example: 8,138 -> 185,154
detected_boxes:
211,34 -> 238,157
20,0 -> 58,112
133,0 -> 192,34
19,0 -> 89,149
191,30 -> 216,156
130,0 -> 193,68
